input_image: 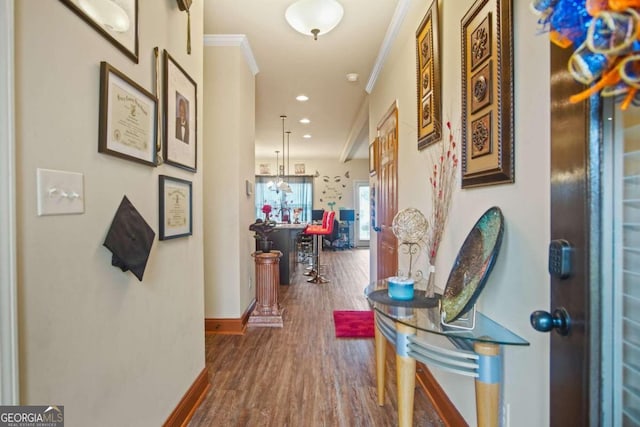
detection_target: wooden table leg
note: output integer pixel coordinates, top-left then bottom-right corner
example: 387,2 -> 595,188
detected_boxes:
473,342 -> 501,427
374,319 -> 386,406
396,322 -> 416,427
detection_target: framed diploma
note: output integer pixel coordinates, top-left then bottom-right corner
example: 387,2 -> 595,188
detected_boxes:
59,0 -> 139,63
163,50 -> 197,172
98,61 -> 157,166
159,175 -> 193,240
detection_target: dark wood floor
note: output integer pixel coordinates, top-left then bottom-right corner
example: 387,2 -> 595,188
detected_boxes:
189,248 -> 444,426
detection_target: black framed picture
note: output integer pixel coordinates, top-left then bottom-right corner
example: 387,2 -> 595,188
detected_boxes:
159,175 -> 193,240
163,51 -> 197,172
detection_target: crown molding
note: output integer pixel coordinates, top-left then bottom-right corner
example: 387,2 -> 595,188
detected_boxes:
203,34 -> 259,76
365,0 -> 411,94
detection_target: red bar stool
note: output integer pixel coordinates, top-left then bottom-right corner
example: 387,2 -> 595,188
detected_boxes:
302,211 -> 328,277
305,211 -> 336,284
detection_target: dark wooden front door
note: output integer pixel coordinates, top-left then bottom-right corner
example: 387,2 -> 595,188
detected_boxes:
540,43 -> 594,425
376,102 -> 398,281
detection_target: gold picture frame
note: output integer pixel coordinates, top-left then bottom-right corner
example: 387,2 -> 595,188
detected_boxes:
461,0 -> 514,188
416,0 -> 441,150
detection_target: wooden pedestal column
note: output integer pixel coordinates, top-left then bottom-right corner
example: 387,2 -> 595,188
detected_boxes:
248,251 -> 284,327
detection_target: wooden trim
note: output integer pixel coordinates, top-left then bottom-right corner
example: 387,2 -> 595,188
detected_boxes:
205,299 -> 256,335
415,362 -> 468,427
163,367 -> 210,427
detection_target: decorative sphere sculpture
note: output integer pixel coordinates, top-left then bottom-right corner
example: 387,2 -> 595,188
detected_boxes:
392,208 -> 428,244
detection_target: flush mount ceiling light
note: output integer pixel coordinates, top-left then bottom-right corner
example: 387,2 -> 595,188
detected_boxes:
78,0 -> 130,32
296,94 -> 309,102
303,134 -> 312,139
299,118 -> 311,124
346,73 -> 359,82
285,0 -> 344,41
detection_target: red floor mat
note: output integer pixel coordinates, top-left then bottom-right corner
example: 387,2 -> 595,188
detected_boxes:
333,310 -> 374,338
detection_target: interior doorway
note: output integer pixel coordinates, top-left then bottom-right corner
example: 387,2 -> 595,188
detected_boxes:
354,180 -> 370,247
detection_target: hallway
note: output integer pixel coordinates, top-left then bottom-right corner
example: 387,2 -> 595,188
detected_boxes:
189,249 -> 444,426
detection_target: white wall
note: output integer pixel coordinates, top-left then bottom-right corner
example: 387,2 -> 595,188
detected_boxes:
204,43 -> 256,318
14,2 -> 205,425
369,1 -> 550,425
255,157 -> 369,211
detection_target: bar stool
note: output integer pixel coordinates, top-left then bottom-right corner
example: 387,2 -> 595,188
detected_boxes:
305,210 -> 336,284
302,211 -> 328,277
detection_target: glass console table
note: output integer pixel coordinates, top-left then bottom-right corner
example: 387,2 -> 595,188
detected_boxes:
365,279 -> 529,427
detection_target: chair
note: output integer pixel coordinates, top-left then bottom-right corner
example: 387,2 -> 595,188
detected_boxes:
305,210 -> 336,284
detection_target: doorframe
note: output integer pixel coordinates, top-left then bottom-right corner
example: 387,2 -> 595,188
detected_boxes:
353,179 -> 369,247
0,0 -> 19,405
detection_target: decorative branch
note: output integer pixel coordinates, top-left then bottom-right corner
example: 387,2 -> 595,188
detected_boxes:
426,121 -> 459,266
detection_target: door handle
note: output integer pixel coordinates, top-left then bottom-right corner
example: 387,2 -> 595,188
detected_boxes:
530,308 -> 571,335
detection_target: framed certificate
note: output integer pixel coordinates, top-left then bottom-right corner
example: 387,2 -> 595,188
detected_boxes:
98,61 -> 157,166
159,175 -> 193,240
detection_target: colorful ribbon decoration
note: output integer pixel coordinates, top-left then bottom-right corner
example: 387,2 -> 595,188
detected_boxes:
532,0 -> 640,109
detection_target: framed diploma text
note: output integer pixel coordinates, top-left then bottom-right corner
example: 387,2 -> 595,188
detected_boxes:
159,175 -> 193,240
98,62 -> 157,166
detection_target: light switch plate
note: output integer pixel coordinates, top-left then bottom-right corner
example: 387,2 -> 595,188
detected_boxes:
36,168 -> 84,216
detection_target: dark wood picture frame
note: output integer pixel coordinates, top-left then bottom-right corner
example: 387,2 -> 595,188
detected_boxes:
461,0 -> 514,188
59,0 -> 139,63
369,139 -> 378,176
416,0 -> 441,150
159,175 -> 193,240
163,50 -> 198,172
98,61 -> 157,166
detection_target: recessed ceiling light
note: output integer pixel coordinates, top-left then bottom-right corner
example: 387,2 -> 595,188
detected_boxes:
346,73 -> 359,82
299,118 -> 311,124
303,134 -> 312,139
296,95 -> 309,102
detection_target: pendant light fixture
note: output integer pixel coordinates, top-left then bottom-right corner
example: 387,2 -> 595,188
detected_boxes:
267,150 -> 280,192
277,115 -> 292,193
286,131 -> 291,177
285,0 -> 344,40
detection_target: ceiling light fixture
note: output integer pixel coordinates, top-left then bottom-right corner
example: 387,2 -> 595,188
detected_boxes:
277,115 -> 292,193
267,150 -> 280,191
346,72 -> 359,82
285,0 -> 344,41
296,95 -> 309,102
303,134 -> 312,139
299,118 -> 311,124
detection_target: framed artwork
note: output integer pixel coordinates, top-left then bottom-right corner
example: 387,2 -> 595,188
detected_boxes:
461,0 -> 514,188
259,163 -> 271,175
159,175 -> 193,240
369,139 -> 378,176
416,0 -> 441,150
98,61 -> 157,166
294,163 -> 306,175
164,50 -> 197,172
59,0 -> 138,63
